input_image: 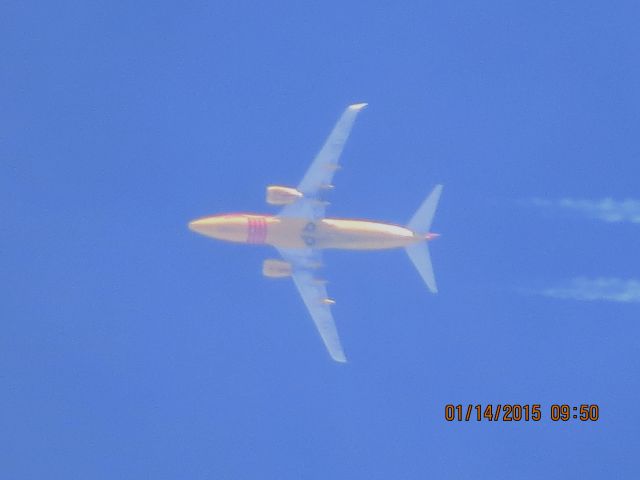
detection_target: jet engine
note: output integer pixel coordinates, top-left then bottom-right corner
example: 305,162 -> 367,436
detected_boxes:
262,259 -> 293,278
266,185 -> 303,205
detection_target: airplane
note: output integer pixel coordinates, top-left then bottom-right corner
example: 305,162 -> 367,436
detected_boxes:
188,103 -> 443,363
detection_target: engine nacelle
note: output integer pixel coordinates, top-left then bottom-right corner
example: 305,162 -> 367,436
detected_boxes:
262,259 -> 293,278
266,185 -> 303,205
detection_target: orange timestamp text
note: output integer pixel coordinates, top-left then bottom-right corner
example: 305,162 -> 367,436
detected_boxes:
444,404 -> 599,422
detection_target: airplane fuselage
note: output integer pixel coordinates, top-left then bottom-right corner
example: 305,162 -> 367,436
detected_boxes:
189,213 -> 438,250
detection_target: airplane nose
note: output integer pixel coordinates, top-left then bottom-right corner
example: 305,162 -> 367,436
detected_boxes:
188,219 -> 206,234
187,215 -> 246,243
426,232 -> 440,241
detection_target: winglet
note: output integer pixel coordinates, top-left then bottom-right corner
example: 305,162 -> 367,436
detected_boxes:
349,102 -> 368,111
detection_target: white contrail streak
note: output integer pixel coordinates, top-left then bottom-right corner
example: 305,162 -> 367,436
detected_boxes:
540,277 -> 640,303
528,198 -> 640,223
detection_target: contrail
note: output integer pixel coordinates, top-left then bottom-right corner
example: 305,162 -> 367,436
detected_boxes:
528,198 -> 640,224
539,277 -> 640,303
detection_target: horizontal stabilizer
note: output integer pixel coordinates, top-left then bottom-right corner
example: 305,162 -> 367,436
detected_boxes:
405,242 -> 437,293
408,184 -> 443,234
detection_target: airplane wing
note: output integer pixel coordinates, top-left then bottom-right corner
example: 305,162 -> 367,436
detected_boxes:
277,247 -> 346,363
279,102 -> 368,221
274,103 -> 367,362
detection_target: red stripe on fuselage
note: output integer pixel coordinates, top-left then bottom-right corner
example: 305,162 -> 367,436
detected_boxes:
258,217 -> 267,243
246,216 -> 267,244
249,217 -> 256,244
249,217 -> 257,244
246,218 -> 252,243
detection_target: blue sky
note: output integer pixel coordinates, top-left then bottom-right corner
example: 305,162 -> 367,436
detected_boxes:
3,1 -> 640,478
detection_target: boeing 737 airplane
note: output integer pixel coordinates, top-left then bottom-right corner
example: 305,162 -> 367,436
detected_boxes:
189,103 -> 442,362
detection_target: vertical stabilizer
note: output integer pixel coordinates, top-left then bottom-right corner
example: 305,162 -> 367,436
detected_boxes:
405,185 -> 442,293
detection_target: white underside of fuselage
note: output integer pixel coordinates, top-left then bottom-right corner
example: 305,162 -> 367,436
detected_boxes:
188,214 -> 425,250
284,217 -> 420,250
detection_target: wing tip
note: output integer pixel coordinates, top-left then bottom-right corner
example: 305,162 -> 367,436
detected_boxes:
349,102 -> 368,111
332,353 -> 348,363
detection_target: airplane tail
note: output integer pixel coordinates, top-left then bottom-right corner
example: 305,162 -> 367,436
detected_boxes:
405,185 -> 443,293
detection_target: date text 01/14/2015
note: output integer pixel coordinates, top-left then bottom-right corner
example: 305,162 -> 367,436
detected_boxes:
444,404 -> 600,422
